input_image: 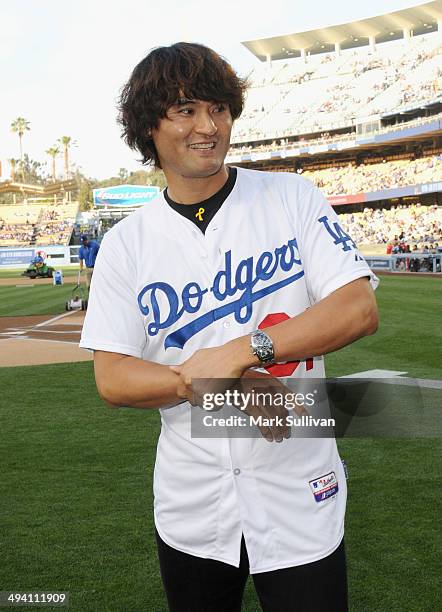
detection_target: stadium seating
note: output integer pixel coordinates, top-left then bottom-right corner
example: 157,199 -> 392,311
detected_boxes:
0,202 -> 79,247
300,153 -> 442,196
232,32 -> 441,144
34,203 -> 79,246
339,203 -> 442,251
0,205 -> 41,247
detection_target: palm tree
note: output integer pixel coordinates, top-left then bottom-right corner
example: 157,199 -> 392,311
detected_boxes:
57,136 -> 74,178
45,146 -> 59,181
10,117 -> 30,181
8,159 -> 18,181
118,167 -> 128,182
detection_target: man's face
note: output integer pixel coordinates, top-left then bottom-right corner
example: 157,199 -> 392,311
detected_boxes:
151,98 -> 233,180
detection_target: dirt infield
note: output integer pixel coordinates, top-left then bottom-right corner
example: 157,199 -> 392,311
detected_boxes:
0,270 -> 439,368
0,311 -> 92,367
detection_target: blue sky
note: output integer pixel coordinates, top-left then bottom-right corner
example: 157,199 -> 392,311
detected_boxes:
1,0 -> 427,179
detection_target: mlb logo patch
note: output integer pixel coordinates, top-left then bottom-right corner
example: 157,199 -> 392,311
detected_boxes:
309,471 -> 339,503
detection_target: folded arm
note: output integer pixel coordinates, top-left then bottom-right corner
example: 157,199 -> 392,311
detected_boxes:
93,352 -> 182,409
172,277 -> 378,398
94,277 -> 378,409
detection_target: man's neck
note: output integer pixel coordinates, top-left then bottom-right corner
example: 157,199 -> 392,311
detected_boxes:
165,165 -> 229,205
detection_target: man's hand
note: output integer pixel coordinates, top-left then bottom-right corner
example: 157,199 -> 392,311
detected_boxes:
170,342 -> 292,443
236,370 -> 308,442
170,340 -> 255,403
171,346 -> 308,442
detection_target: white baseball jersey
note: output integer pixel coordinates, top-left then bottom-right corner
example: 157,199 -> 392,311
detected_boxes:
80,167 -> 378,573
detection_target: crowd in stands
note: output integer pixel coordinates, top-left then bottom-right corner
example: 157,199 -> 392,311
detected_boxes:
0,221 -> 34,244
0,202 -> 78,247
338,201 -> 442,272
227,112 -> 442,160
0,205 -> 40,246
301,153 -> 442,196
339,203 -> 442,248
311,44 -> 441,118
231,32 -> 441,144
35,207 -> 72,245
71,224 -> 99,243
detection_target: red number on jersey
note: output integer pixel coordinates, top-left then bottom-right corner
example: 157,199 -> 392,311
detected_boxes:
258,313 -> 313,376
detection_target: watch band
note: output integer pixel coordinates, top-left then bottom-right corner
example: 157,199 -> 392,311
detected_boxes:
250,329 -> 275,365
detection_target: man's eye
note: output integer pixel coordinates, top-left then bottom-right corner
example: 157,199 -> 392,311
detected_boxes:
179,108 -> 193,115
213,104 -> 226,113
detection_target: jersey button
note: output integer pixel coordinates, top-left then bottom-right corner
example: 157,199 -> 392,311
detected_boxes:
223,321 -> 231,328
233,468 -> 241,476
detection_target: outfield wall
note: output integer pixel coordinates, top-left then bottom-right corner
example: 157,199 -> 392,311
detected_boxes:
365,254 -> 442,273
0,245 -> 81,268
3,246 -> 392,270
2,246 -> 440,273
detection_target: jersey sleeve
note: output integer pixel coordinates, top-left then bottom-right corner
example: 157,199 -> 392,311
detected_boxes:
295,179 -> 379,303
79,232 -> 147,358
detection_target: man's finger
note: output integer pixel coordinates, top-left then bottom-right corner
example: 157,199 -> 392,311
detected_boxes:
259,426 -> 273,442
176,383 -> 188,399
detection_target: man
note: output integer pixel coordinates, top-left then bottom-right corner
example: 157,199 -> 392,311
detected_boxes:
80,43 -> 379,611
78,234 -> 100,288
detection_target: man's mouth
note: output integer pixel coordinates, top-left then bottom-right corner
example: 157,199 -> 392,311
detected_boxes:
189,142 -> 216,150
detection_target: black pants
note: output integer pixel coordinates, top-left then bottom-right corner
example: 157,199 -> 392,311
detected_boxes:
155,530 -> 348,612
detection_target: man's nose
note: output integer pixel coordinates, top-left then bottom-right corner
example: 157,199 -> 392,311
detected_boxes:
194,111 -> 217,135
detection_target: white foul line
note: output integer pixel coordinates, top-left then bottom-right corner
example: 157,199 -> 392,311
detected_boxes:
34,311 -> 79,328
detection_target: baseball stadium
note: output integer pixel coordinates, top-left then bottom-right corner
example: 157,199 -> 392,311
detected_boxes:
1,2 -> 441,611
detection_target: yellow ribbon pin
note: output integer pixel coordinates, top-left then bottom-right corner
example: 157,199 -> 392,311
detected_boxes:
196,207 -> 205,222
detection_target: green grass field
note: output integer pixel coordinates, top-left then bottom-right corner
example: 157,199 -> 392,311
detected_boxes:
0,285 -> 85,317
0,266 -> 80,279
0,275 -> 441,611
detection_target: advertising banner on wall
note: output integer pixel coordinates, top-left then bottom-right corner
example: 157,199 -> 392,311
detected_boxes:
93,185 -> 160,207
0,249 -> 35,265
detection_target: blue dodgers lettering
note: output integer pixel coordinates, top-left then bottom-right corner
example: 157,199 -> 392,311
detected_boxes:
275,239 -> 300,271
137,282 -> 208,336
182,282 -> 207,313
318,216 -> 365,261
137,282 -> 184,336
212,250 -> 235,301
137,238 -> 304,349
255,251 -> 276,280
318,215 -> 357,252
166,270 -> 304,349
234,257 -> 255,323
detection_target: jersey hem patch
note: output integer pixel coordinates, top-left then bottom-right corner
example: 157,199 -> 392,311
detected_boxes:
309,471 -> 339,503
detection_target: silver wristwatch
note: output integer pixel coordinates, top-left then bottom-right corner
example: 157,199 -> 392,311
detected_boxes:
250,329 -> 275,365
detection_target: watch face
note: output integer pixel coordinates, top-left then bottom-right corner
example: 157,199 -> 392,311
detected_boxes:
251,330 -> 274,364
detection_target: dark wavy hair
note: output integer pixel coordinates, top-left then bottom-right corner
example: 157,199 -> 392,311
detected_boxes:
118,42 -> 248,168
